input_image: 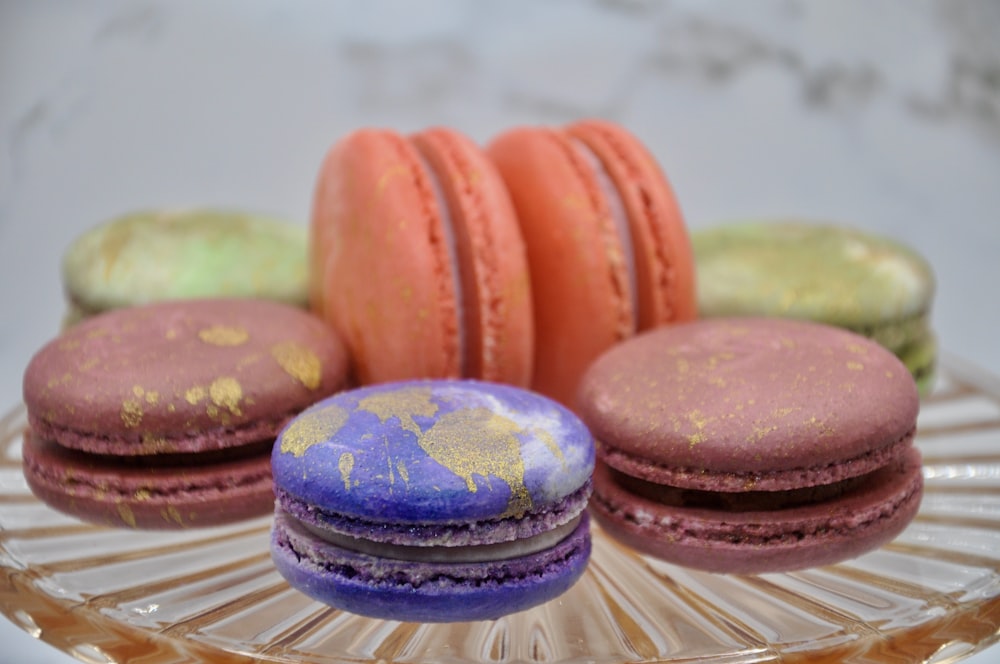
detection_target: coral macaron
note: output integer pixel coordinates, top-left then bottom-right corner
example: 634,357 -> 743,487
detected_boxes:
310,127 -> 533,387
577,317 -> 923,574
22,299 -> 349,528
310,121 -> 697,408
270,379 -> 594,622
488,119 -> 697,405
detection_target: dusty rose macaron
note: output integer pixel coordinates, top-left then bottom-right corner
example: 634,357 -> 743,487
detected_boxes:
22,298 -> 349,529
577,317 -> 923,574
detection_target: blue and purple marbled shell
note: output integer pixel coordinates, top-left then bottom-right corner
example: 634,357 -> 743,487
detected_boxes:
271,379 -> 595,531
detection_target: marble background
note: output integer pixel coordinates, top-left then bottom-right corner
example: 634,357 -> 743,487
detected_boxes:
2,1 -> 999,662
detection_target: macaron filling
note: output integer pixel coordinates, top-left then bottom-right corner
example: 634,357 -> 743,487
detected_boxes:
274,480 -> 593,547
572,138 -> 638,329
299,513 -> 583,563
413,148 -> 467,377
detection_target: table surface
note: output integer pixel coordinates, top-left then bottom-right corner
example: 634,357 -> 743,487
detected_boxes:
2,2 -> 998,662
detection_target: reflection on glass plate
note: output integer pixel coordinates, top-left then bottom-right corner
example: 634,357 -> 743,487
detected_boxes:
1,358 -> 1000,663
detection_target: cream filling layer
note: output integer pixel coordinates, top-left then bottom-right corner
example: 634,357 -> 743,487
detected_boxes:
414,149 -> 465,376
303,514 -> 582,563
572,138 -> 637,329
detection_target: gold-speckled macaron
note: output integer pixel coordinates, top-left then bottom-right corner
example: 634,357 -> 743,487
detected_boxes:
61,209 -> 308,325
692,221 -> 937,394
22,298 -> 349,529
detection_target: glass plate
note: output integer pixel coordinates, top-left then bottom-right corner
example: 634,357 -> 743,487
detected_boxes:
2,357 -> 999,664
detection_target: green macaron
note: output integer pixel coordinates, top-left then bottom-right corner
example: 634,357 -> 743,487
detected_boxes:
61,209 -> 308,325
692,221 -> 937,394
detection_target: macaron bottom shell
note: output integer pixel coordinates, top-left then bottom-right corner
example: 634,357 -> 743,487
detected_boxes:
271,509 -> 592,623
22,431 -> 275,529
590,448 -> 923,575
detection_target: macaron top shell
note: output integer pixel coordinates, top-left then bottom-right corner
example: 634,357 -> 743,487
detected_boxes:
62,209 -> 308,315
24,299 -> 349,454
692,221 -> 935,327
272,380 -> 594,525
310,127 -> 532,387
578,318 -> 918,484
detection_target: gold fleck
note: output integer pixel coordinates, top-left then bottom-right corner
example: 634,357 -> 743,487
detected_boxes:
396,459 -> 409,484
271,342 -> 322,390
359,387 -> 439,437
162,506 -> 185,526
536,429 -> 567,469
419,406 -> 531,519
847,361 -> 864,371
99,221 -> 134,279
47,373 -> 74,389
338,452 -> 355,490
145,390 -> 159,405
133,385 -> 144,398
280,403 -> 350,457
117,503 -> 137,528
134,489 -> 151,501
237,352 -> 263,370
687,431 -> 707,446
165,329 -> 178,340
121,399 -> 143,428
141,433 -> 167,450
209,377 -> 243,416
78,357 -> 99,372
198,325 -> 250,346
376,163 -> 410,193
746,424 -> 778,444
185,386 -> 207,405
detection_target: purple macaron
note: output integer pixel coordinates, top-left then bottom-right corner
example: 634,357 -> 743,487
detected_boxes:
577,317 -> 923,574
270,379 -> 595,622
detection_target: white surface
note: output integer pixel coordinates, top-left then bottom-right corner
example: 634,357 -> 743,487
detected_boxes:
2,2 -> 998,662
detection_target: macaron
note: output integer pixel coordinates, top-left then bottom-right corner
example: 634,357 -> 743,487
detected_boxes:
270,379 -> 594,622
62,208 -> 308,325
311,121 -> 697,407
22,298 -> 349,528
488,119 -> 697,405
310,127 -> 533,388
691,221 -> 937,394
577,317 -> 923,574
